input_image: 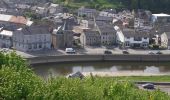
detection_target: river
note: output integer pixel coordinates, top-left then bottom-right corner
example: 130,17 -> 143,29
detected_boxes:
31,61 -> 170,78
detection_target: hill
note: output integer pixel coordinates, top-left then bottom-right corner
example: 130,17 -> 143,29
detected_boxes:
53,0 -> 170,13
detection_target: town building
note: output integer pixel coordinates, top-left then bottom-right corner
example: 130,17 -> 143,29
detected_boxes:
115,26 -> 150,48
48,3 -> 63,15
123,29 -> 150,48
152,13 -> 170,24
80,29 -> 100,46
0,14 -> 33,31
78,7 -> 97,18
79,19 -> 95,29
95,16 -> 113,23
0,28 -> 13,48
99,9 -> 116,17
97,25 -> 116,46
160,33 -> 168,49
52,20 -> 73,49
13,25 -> 51,52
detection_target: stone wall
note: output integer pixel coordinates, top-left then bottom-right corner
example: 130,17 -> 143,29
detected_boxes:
27,54 -> 170,64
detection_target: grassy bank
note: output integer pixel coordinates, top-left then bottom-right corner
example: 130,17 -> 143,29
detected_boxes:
1,52 -> 170,99
113,76 -> 170,82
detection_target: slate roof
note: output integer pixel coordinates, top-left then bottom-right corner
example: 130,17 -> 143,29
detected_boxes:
17,25 -> 50,35
96,16 -> 113,22
78,7 -> 96,13
122,28 -> 150,37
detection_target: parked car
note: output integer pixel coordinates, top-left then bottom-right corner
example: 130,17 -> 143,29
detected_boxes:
156,51 -> 163,54
104,50 -> 112,54
122,50 -> 129,54
65,48 -> 76,54
148,51 -> 155,55
142,83 -> 155,90
148,51 -> 163,55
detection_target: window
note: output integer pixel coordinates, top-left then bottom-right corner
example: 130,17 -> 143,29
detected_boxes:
125,42 -> 130,46
134,37 -> 142,41
44,35 -> 46,41
142,43 -> 148,47
127,37 -> 130,39
144,37 -> 147,39
34,44 -> 37,49
28,44 -> 32,49
39,44 -> 42,49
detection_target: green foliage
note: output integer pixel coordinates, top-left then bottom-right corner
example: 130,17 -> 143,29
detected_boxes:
53,0 -> 170,13
0,52 -> 170,100
24,11 -> 40,20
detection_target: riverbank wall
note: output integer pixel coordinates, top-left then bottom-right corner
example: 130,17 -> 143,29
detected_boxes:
26,54 -> 170,64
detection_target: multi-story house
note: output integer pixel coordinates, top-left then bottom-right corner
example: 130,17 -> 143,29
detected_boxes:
0,29 -> 13,48
80,29 -> 101,46
115,26 -> 150,48
0,14 -> 33,31
79,19 -> 95,29
152,13 -> 170,24
52,21 -> 73,49
97,25 -> 116,46
122,29 -> 150,48
13,25 -> 51,52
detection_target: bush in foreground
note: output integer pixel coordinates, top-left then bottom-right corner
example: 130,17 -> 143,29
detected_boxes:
0,52 -> 170,100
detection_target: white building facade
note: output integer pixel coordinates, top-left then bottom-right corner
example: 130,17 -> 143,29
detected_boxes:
0,30 -> 13,48
13,26 -> 51,52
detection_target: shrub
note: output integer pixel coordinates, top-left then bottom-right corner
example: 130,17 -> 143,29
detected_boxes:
0,52 -> 170,100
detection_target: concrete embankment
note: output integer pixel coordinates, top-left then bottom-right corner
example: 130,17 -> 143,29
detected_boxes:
26,54 -> 170,64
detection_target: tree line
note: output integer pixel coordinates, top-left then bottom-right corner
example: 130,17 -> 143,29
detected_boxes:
53,0 -> 170,13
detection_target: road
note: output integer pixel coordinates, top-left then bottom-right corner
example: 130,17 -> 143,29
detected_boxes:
137,84 -> 170,95
1,47 -> 170,58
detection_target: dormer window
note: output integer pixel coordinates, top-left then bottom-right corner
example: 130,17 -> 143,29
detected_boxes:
144,37 -> 147,39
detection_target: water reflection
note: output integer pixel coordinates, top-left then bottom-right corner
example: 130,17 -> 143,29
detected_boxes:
31,61 -> 170,78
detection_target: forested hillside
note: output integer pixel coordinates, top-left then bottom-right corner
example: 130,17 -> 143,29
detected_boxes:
53,0 -> 170,13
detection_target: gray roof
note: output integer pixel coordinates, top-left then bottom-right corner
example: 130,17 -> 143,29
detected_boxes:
78,7 -> 96,13
18,25 -> 50,35
97,25 -> 116,33
96,16 -> 113,22
95,21 -> 108,26
83,29 -> 100,36
123,28 -> 150,37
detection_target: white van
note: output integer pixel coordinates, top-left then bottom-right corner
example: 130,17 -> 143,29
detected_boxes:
65,48 -> 76,54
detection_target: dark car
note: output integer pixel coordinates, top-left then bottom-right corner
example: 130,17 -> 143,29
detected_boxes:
156,51 -> 163,54
122,50 -> 129,54
142,83 -> 155,90
104,50 -> 112,54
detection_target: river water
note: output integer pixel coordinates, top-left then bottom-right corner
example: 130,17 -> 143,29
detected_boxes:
31,61 -> 170,78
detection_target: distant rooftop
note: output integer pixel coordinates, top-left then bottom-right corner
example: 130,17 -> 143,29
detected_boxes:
0,14 -> 33,26
0,30 -> 13,37
152,13 -> 170,17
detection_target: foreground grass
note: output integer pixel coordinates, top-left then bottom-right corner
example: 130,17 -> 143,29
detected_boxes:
1,52 -> 170,99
